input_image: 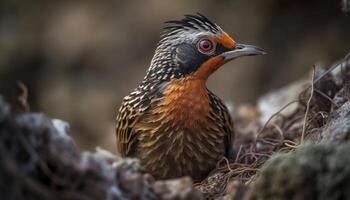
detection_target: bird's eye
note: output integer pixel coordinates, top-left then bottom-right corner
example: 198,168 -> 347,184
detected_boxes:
198,39 -> 215,54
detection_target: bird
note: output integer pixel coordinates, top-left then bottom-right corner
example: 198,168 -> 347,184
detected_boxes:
115,14 -> 265,181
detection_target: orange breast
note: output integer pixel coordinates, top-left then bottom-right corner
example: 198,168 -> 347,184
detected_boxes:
157,76 -> 210,129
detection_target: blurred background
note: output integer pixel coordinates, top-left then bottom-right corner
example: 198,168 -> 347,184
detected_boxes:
0,0 -> 349,151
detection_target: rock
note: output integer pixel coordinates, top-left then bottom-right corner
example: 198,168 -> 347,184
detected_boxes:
257,79 -> 307,124
153,177 -> 204,200
321,101 -> 350,143
0,96 -> 158,200
222,180 -> 248,200
332,83 -> 350,109
93,147 -> 144,173
247,143 -> 350,200
51,118 -> 71,139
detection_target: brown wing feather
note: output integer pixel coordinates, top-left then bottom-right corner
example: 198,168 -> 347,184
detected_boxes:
207,89 -> 234,149
115,81 -> 164,156
115,89 -> 147,156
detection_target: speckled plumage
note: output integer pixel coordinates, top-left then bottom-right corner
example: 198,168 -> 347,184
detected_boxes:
116,14 -> 236,181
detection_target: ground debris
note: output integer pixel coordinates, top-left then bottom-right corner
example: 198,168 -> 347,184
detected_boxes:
195,53 -> 350,199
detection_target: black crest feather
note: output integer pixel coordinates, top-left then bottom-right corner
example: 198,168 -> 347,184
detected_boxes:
162,13 -> 221,37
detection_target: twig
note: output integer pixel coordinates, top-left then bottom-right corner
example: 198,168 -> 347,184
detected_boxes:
223,157 -> 234,171
301,66 -> 316,144
283,140 -> 299,149
271,123 -> 284,140
234,145 -> 243,163
16,130 -> 70,186
314,89 -> 337,106
0,145 -> 58,200
17,81 -> 30,112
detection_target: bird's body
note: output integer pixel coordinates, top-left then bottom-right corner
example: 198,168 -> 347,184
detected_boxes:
116,14 -> 265,181
117,75 -> 233,180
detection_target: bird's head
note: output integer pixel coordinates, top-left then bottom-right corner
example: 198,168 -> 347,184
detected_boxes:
146,14 -> 266,82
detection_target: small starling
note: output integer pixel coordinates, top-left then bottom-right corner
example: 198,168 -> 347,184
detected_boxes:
115,14 -> 265,181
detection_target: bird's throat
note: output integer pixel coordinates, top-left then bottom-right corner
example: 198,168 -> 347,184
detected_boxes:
193,56 -> 226,80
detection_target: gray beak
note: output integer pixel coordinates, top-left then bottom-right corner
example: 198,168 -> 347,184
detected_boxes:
220,43 -> 266,60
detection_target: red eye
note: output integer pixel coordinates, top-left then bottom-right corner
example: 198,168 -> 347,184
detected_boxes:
198,39 -> 214,53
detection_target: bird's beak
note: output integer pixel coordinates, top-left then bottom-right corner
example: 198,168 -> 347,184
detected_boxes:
220,43 -> 266,61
